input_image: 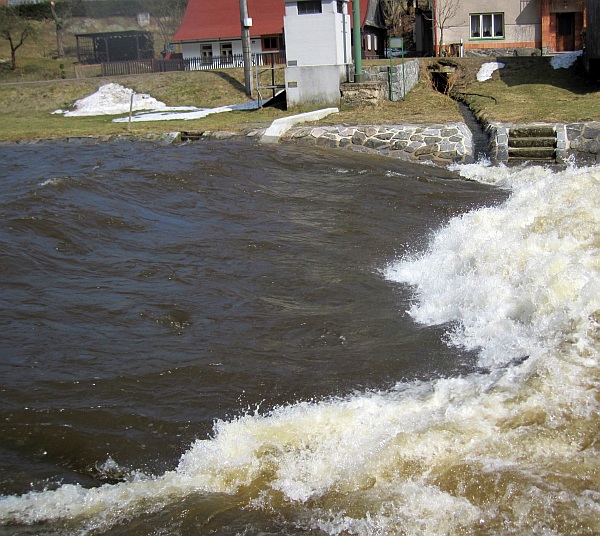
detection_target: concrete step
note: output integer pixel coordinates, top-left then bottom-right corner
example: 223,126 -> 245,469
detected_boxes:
508,147 -> 556,159
180,131 -> 204,141
509,137 -> 556,148
510,126 -> 556,138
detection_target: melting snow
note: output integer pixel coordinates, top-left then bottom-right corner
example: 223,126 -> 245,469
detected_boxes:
52,82 -> 258,122
476,62 -> 505,82
53,83 -> 168,116
550,50 -> 583,69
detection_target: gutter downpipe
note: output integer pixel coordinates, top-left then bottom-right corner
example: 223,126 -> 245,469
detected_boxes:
353,0 -> 364,82
432,0 -> 438,56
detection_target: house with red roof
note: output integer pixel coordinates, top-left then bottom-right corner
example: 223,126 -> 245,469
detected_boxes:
172,0 -> 386,65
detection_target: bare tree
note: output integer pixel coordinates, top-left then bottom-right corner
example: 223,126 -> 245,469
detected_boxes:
146,0 -> 188,54
380,0 -> 409,39
432,0 -> 460,56
48,0 -> 82,59
0,6 -> 37,70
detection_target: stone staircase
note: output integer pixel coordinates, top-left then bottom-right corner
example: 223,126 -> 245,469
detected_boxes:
508,125 -> 557,162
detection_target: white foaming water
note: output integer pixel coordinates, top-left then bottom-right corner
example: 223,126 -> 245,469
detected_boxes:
1,164 -> 599,534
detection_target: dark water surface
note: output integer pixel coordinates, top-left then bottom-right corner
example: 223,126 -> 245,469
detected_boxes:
0,139 -> 509,533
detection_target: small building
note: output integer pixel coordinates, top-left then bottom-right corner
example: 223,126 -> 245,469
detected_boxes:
284,0 -> 351,107
75,31 -> 154,64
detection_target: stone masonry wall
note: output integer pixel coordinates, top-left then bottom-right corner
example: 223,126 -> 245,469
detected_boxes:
280,123 -> 473,164
349,60 -> 420,101
566,122 -> 600,164
487,121 -> 600,164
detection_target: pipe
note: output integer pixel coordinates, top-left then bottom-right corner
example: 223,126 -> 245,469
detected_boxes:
353,0 -> 364,82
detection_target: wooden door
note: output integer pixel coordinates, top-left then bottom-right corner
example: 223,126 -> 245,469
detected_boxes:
556,13 -> 575,51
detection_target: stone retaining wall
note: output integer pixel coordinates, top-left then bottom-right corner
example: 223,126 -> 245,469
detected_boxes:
349,60 -> 420,101
487,121 -> 600,164
566,122 -> 600,164
280,123 -> 473,163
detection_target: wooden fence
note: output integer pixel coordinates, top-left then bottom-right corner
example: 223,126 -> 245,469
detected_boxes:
100,52 -> 286,77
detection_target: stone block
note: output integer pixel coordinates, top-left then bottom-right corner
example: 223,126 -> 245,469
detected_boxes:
582,125 -> 600,139
352,131 -> 367,145
414,144 -> 436,156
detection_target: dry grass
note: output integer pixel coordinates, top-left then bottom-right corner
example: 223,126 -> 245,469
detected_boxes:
0,69 -> 290,141
447,56 -> 600,124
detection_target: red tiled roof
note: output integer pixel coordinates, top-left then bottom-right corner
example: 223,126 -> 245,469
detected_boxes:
173,0 -> 370,42
173,0 -> 285,42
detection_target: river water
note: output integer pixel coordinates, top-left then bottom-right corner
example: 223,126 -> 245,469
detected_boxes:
0,139 -> 597,535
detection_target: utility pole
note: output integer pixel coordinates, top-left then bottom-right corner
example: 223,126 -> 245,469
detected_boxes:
353,0 -> 364,82
239,0 -> 253,95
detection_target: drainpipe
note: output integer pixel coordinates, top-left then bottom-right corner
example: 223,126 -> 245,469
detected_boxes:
353,0 -> 364,82
432,0 -> 438,56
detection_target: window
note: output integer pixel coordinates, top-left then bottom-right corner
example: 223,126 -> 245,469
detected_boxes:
298,1 -> 322,15
262,36 -> 280,50
201,44 -> 213,64
337,1 -> 344,14
220,42 -> 233,62
470,13 -> 504,39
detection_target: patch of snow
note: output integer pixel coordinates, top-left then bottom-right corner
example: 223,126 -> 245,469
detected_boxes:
52,82 -> 259,122
54,83 -> 169,117
476,62 -> 505,82
112,101 -> 259,123
550,50 -> 583,69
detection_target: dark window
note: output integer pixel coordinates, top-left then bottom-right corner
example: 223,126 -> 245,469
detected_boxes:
262,36 -> 280,50
337,1 -> 344,14
298,1 -> 322,15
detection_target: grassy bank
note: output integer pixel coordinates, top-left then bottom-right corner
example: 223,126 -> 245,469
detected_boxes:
0,56 -> 598,143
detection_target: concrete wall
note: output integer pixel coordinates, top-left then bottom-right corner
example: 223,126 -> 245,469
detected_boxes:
285,65 -> 346,108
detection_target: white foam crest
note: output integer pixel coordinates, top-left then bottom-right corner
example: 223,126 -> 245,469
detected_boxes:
386,164 -> 600,368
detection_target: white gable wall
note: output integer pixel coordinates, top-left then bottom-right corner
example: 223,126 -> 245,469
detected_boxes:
284,0 -> 351,66
182,39 -> 264,59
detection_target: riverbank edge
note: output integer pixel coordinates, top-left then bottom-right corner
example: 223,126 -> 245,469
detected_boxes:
2,120 -> 599,166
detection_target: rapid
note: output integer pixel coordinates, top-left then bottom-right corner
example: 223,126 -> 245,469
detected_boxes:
0,140 -> 597,535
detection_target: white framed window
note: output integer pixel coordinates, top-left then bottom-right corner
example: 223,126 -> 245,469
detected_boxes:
298,1 -> 322,15
201,44 -> 213,64
220,42 -> 233,57
470,13 -> 504,39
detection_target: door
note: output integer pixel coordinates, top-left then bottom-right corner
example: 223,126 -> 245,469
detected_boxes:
556,13 -> 575,52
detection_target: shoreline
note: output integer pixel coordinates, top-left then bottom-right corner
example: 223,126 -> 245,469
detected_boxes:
2,119 -> 599,166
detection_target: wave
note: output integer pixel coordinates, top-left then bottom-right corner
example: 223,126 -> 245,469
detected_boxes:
1,164 -> 598,535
